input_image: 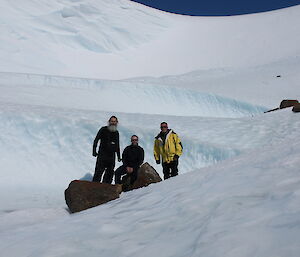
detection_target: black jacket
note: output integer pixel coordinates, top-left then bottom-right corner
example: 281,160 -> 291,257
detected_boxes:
93,126 -> 121,159
122,144 -> 144,169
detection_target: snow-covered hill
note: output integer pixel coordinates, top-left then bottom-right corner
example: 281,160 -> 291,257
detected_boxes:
1,0 -> 300,79
0,0 -> 300,256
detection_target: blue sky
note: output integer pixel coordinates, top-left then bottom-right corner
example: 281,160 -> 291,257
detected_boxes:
131,0 -> 300,16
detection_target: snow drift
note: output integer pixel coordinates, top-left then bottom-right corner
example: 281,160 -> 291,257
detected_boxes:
0,71 -> 266,117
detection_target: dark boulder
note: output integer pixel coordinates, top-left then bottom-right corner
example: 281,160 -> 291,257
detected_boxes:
280,100 -> 299,109
292,104 -> 300,113
65,180 -> 122,213
265,99 -> 299,113
122,162 -> 162,192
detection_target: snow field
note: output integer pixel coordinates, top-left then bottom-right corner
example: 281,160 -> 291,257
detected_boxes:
0,1 -> 300,256
0,101 -> 298,212
126,57 -> 300,108
0,72 -> 267,117
1,110 -> 300,257
0,1 -> 299,79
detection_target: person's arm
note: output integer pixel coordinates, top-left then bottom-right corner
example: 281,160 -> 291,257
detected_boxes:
116,131 -> 121,161
93,128 -> 103,156
122,147 -> 129,167
154,139 -> 161,164
138,147 -> 144,166
174,133 -> 183,158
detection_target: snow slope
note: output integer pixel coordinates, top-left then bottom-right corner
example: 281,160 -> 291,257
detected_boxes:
0,0 -> 299,79
126,57 -> 300,108
1,1 -> 300,256
0,71 -> 266,117
0,101 -> 298,212
1,110 -> 300,257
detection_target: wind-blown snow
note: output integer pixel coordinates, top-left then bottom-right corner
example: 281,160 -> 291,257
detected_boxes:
1,0 -> 300,256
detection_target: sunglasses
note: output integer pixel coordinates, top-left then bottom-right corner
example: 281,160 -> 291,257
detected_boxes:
131,139 -> 138,141
160,126 -> 168,129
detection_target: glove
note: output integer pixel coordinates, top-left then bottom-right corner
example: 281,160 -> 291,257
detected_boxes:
173,155 -> 179,161
156,160 -> 160,164
93,151 -> 98,157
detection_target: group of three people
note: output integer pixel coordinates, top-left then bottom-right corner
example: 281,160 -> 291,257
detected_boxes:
92,116 -> 183,185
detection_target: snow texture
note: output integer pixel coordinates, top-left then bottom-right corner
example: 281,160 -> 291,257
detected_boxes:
0,0 -> 299,79
0,0 -> 300,256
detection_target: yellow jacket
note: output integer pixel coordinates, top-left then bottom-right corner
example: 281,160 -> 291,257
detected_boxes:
154,130 -> 183,163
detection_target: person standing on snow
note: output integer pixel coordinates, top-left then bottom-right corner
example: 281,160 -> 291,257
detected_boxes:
154,122 -> 183,180
115,135 -> 144,185
92,116 -> 121,184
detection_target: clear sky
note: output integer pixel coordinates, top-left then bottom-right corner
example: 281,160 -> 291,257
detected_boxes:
130,0 -> 300,16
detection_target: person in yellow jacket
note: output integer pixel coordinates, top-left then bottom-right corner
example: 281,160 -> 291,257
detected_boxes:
154,122 -> 183,180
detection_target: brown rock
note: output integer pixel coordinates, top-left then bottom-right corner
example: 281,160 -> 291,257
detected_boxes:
65,180 -> 122,213
292,104 -> 300,113
122,162 -> 162,192
280,100 -> 299,109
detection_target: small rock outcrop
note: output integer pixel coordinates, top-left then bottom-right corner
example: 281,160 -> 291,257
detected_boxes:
265,99 -> 299,113
292,104 -> 300,113
279,100 -> 299,109
122,162 -> 162,192
65,180 -> 122,213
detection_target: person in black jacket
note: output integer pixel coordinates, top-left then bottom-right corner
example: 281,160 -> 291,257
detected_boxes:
92,116 -> 121,184
115,135 -> 144,185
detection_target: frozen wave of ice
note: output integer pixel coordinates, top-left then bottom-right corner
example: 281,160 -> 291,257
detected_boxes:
0,72 -> 267,117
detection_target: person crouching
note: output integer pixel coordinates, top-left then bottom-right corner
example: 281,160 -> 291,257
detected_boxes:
115,135 -> 144,185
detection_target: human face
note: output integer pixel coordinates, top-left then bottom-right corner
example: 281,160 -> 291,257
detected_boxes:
109,117 -> 118,126
160,123 -> 168,133
131,136 -> 138,145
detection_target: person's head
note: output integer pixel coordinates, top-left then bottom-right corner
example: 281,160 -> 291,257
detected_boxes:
160,122 -> 168,133
107,116 -> 118,132
108,116 -> 118,126
131,135 -> 139,146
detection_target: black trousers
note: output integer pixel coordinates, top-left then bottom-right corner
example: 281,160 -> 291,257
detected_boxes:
115,165 -> 138,185
93,156 -> 115,184
162,160 -> 179,180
